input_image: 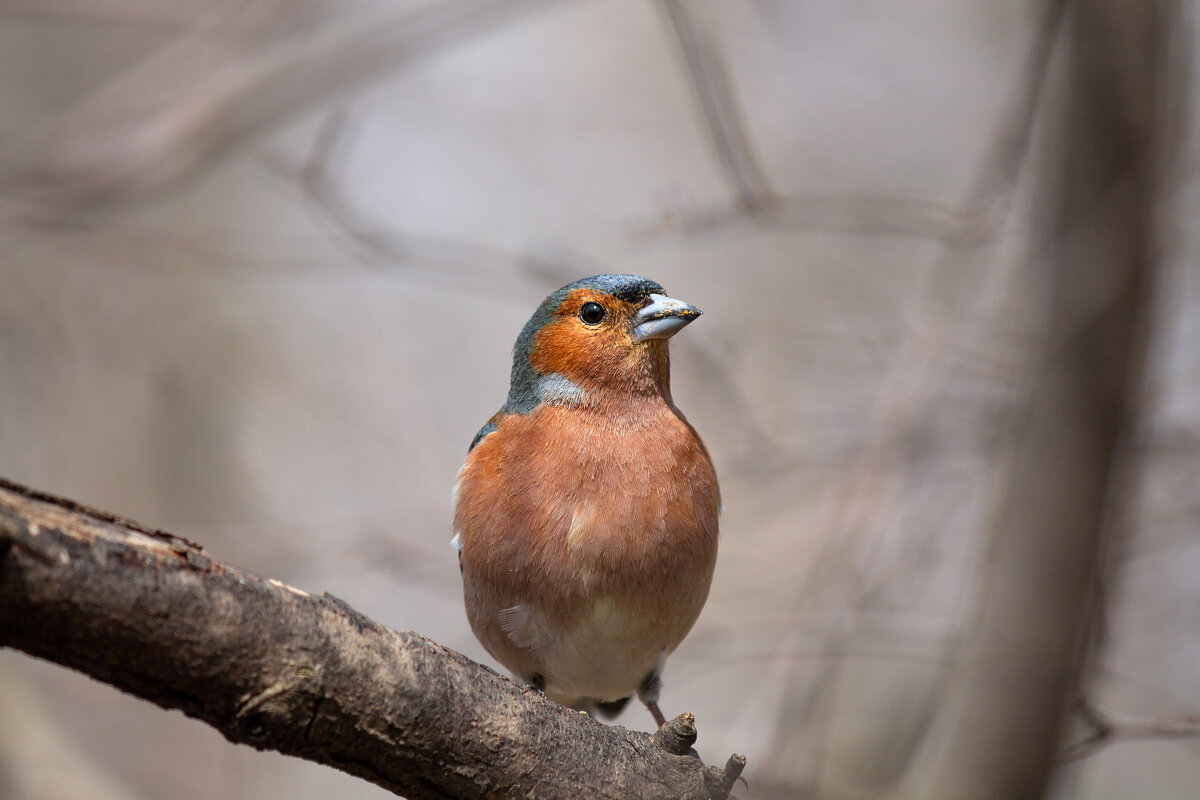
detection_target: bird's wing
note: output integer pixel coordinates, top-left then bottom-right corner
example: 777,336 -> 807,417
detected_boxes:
468,419 -> 498,452
498,603 -> 554,655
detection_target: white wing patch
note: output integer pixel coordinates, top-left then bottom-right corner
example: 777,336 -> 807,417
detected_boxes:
450,478 -> 462,552
499,603 -> 554,654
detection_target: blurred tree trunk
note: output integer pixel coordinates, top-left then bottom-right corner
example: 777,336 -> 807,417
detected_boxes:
919,1 -> 1175,797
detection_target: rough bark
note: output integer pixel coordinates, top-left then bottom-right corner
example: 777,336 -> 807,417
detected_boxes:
0,477 -> 745,800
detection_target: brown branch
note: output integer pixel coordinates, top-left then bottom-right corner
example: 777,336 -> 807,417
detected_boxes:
0,0 -> 556,219
254,106 -> 587,298
639,0 -> 1064,245
0,0 -> 195,27
0,477 -> 745,800
923,1 -> 1175,796
627,190 -> 999,244
1059,698 -> 1200,762
657,0 -> 774,213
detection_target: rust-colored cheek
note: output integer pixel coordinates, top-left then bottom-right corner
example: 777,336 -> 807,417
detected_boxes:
534,326 -> 625,385
530,319 -> 664,394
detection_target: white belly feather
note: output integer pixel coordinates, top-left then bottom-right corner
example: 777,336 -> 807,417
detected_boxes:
499,596 -> 666,702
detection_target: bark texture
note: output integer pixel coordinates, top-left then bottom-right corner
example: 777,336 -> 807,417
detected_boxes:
0,477 -> 744,800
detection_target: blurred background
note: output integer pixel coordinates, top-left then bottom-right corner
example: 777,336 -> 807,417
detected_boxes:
0,1 -> 1196,798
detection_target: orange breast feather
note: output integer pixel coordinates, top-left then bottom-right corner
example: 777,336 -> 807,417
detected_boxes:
453,398 -> 719,696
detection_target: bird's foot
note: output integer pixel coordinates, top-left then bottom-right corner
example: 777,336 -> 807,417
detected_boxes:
646,699 -> 667,728
637,672 -> 667,728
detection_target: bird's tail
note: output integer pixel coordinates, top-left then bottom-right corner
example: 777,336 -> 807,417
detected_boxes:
592,696 -> 632,719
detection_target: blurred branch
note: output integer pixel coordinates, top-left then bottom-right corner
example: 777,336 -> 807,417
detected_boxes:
641,0 -> 1063,244
0,0 -> 554,220
0,0 -> 197,27
257,106 -> 585,296
1059,698 -> 1200,762
629,190 -> 1000,244
843,0 -> 1067,456
926,1 -> 1174,797
658,0 -> 773,213
0,477 -> 745,800
738,5 -> 1070,786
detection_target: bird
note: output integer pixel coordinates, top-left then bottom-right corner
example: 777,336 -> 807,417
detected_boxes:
451,273 -> 720,728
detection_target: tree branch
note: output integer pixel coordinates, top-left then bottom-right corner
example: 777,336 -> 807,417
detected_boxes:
923,1 -> 1174,796
1059,698 -> 1200,763
0,476 -> 745,800
0,0 -> 556,219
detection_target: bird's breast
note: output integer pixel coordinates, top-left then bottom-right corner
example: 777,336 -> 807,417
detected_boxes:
454,397 -> 719,686
483,400 -> 718,585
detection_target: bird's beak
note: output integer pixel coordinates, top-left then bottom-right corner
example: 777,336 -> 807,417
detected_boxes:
631,293 -> 702,342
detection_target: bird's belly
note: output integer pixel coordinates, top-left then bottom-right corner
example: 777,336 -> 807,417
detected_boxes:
541,596 -> 663,703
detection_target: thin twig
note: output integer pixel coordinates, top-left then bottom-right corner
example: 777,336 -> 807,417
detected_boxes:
659,0 -> 774,213
1060,698 -> 1200,762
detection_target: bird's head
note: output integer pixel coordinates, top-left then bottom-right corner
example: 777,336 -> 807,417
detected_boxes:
502,274 -> 701,413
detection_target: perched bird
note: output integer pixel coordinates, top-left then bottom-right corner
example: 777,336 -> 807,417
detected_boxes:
452,274 -> 720,728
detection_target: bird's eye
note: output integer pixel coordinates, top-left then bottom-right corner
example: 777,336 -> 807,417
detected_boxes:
579,302 -> 606,325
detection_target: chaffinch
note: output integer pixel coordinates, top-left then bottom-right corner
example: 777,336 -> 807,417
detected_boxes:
452,274 -> 720,728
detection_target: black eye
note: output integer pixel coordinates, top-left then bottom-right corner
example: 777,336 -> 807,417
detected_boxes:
579,302 -> 606,325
